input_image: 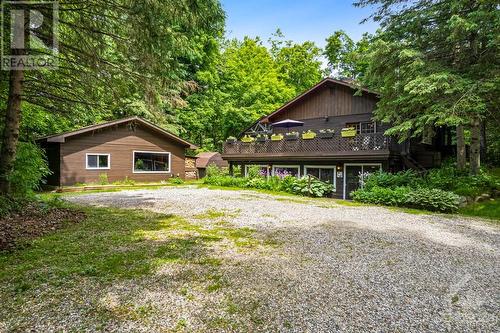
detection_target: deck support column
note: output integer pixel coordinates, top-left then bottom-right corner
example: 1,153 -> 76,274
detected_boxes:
229,162 -> 234,176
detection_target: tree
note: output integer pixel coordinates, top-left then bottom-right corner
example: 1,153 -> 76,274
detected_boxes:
0,0 -> 225,194
357,0 -> 499,173
324,31 -> 372,80
179,37 -> 295,150
269,30 -> 325,93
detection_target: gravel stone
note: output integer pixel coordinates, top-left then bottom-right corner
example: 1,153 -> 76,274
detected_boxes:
54,187 -> 500,331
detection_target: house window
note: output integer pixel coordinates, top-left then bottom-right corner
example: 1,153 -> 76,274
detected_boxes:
346,121 -> 376,134
86,153 -> 110,170
272,165 -> 300,178
245,165 -> 269,178
133,151 -> 171,173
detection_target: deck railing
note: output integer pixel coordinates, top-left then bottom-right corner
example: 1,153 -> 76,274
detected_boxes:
223,132 -> 391,156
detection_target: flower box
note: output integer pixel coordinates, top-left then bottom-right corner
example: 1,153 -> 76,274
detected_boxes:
241,135 -> 255,143
256,135 -> 268,143
226,137 -> 236,144
318,129 -> 334,139
302,131 -> 316,140
285,132 -> 299,140
271,134 -> 284,141
341,128 -> 357,138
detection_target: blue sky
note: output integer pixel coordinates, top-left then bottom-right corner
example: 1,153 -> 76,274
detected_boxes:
221,0 -> 379,48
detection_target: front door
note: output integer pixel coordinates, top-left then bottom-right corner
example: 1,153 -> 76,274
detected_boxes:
344,164 -> 382,199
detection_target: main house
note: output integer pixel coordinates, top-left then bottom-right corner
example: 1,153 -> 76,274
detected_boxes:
38,116 -> 197,186
222,78 -> 452,199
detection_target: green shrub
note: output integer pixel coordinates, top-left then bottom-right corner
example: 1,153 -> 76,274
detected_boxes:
0,195 -> 30,217
245,165 -> 263,179
206,163 -> 228,177
351,186 -> 410,206
8,142 -> 51,196
203,173 -> 333,198
289,176 -> 334,197
352,186 -> 460,212
98,173 -> 109,185
112,176 -> 135,185
363,170 -> 420,190
169,177 -> 184,185
405,188 -> 460,212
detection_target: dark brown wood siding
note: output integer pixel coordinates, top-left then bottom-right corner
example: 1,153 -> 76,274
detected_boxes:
269,83 -> 378,123
59,124 -> 185,185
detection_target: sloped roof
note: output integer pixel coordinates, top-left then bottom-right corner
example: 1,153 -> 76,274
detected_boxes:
261,78 -> 379,123
38,116 -> 197,149
195,152 -> 228,169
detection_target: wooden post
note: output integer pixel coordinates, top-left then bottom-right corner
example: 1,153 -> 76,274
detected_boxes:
229,162 -> 234,177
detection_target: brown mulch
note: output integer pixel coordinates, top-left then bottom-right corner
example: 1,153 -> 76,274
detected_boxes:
0,203 -> 86,251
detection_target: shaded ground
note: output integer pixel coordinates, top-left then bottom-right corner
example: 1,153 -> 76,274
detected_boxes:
1,186 -> 499,332
0,202 -> 85,250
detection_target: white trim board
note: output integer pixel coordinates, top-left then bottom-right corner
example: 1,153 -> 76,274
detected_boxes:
132,150 -> 171,174
343,163 -> 382,200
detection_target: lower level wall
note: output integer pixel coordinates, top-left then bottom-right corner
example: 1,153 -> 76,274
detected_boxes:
231,159 -> 391,199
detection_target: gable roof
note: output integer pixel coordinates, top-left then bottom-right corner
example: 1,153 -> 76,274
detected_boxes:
38,116 -> 197,149
261,78 -> 379,123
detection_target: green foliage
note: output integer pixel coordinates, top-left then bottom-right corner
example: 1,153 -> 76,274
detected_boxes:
288,177 -> 334,197
351,186 -> 410,206
324,31 -> 372,79
352,166 -> 500,213
98,173 -> 109,185
357,0 -> 499,141
169,177 -> 185,185
203,173 -> 333,198
206,164 -> 228,178
352,186 -> 460,212
0,195 -> 30,218
8,143 -> 51,196
245,165 -> 263,179
112,177 -> 136,186
363,170 -> 420,190
459,199 -> 500,221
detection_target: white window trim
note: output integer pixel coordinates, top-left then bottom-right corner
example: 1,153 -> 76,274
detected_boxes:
304,165 -> 336,191
272,165 -> 300,178
86,153 -> 110,170
244,164 -> 270,178
343,163 -> 382,199
133,150 -> 171,174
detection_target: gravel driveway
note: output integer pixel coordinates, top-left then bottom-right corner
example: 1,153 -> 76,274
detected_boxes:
67,186 -> 500,332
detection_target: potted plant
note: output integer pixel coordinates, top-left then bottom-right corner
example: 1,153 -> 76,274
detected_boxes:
317,129 -> 334,139
341,127 -> 357,138
241,135 -> 255,143
271,133 -> 284,141
302,130 -> 316,140
284,131 -> 299,140
256,134 -> 268,142
226,136 -> 237,144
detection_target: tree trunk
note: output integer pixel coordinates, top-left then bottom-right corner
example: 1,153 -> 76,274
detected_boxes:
456,125 -> 466,171
0,68 -> 25,194
470,118 -> 481,175
480,121 -> 486,163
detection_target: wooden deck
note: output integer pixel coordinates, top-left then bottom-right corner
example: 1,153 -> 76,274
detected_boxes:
223,133 -> 395,161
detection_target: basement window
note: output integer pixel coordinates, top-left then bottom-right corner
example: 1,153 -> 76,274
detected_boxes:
86,153 -> 110,170
133,151 -> 171,173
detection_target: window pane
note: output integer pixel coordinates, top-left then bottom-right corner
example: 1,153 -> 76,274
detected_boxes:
274,167 -> 299,178
360,122 -> 375,134
134,152 -> 169,172
319,168 -> 335,184
305,168 -> 320,178
87,155 -> 97,168
98,155 -> 108,168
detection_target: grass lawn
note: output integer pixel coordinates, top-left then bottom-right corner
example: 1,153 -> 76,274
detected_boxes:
458,198 -> 500,222
0,200 -> 264,331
